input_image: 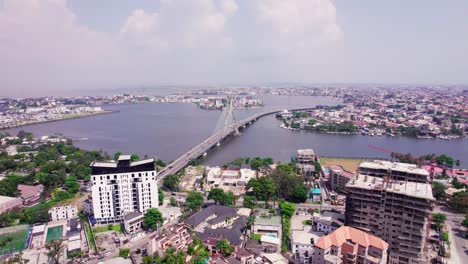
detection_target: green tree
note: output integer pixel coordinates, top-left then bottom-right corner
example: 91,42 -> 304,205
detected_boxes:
452,177 -> 466,189
207,188 -> 225,205
243,195 -> 256,209
163,174 -> 180,191
221,191 -> 236,206
448,191 -> 468,213
156,159 -> 166,167
119,248 -> 130,258
188,159 -> 201,166
45,240 -> 64,264
247,177 -> 276,204
170,197 -> 177,207
186,191 -> 204,212
113,152 -> 122,160
216,239 -> 234,257
158,187 -> 164,206
433,182 -> 447,201
279,201 -> 296,219
288,185 -> 308,203
65,176 -> 80,194
436,155 -> 455,167
130,154 -> 140,161
144,208 -> 163,230
433,213 -> 447,230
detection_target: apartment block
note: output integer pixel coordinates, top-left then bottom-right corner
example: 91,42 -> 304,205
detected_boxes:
345,174 -> 435,264
297,149 -> 316,164
49,205 -> 77,221
90,155 -> 158,224
329,165 -> 355,193
313,226 -> 389,264
358,160 -> 429,183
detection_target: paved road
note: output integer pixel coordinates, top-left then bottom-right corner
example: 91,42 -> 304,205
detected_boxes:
434,205 -> 467,264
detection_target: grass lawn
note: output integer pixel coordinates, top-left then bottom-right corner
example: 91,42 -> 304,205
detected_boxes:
250,234 -> 261,241
320,157 -> 368,172
93,224 -> 123,234
83,220 -> 96,252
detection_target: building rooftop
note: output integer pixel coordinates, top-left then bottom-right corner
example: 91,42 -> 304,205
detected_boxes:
346,174 -> 435,200
17,184 -> 43,199
123,211 -> 143,221
185,205 -> 237,227
90,157 -> 155,168
297,149 -> 315,156
329,165 -> 354,178
0,195 -> 20,204
359,160 -> 429,176
291,230 -> 324,245
315,226 -> 389,251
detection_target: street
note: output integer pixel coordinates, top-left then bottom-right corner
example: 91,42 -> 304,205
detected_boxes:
434,205 -> 467,264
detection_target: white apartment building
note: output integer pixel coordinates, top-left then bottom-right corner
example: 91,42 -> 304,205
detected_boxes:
49,205 -> 77,221
90,155 -> 158,224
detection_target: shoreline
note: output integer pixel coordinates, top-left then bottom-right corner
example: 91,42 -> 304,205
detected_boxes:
0,110 -> 118,130
277,122 -> 465,140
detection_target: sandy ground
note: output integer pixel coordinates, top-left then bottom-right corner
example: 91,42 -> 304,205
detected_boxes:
320,158 -> 368,173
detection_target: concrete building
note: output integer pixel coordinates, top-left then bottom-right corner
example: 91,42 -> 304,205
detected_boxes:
49,205 -> 77,221
90,155 -> 158,224
345,174 -> 435,264
290,214 -> 324,264
251,209 -> 282,238
329,165 -> 354,193
123,212 -> 144,234
17,184 -> 44,206
313,226 -> 389,264
297,149 -> 316,164
0,195 -> 22,213
312,213 -> 344,235
148,224 -> 193,255
358,160 -> 429,183
82,199 -> 93,215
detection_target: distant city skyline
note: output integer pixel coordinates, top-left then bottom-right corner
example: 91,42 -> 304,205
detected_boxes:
1,0 -> 467,97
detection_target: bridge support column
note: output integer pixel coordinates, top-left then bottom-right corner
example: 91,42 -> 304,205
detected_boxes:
216,142 -> 221,146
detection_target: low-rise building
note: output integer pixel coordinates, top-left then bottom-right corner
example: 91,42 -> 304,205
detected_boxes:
251,209 -> 282,238
0,195 -> 22,213
123,212 -> 144,234
312,213 -> 344,235
82,199 -> 93,215
49,205 -> 77,221
297,149 -> 316,164
17,184 -> 44,206
148,224 -> 193,255
313,226 -> 389,264
329,165 -> 354,193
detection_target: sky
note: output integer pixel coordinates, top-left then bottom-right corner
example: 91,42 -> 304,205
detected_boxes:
1,0 -> 467,97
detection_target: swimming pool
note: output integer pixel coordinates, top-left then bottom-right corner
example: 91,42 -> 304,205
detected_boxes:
46,226 -> 63,241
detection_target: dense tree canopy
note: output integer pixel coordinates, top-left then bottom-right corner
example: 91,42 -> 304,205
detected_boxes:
144,208 -> 163,230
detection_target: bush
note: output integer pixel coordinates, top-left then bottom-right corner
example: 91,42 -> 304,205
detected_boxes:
119,248 -> 130,259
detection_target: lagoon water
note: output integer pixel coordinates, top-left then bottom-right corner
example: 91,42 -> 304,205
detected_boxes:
4,95 -> 467,166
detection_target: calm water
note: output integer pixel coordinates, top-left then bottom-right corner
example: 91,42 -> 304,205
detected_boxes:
3,95 -> 467,166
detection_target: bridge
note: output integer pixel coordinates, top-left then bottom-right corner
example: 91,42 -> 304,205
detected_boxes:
156,106 -> 316,180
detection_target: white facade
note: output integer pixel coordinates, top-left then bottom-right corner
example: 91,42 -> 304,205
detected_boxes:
49,205 -> 77,221
91,157 -> 158,224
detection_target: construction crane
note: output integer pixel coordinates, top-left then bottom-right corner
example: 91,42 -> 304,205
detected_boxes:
368,144 -> 437,183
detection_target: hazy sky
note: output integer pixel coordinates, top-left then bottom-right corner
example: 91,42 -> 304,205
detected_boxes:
1,0 -> 467,97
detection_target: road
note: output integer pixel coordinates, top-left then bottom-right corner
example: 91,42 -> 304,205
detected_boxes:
434,205 -> 467,264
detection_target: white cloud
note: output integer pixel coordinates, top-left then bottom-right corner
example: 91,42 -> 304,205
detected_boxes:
257,0 -> 342,41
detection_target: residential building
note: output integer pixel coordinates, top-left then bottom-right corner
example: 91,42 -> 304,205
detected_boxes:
186,205 -> 247,246
148,224 -> 193,255
0,196 -> 22,213
312,213 -> 344,235
297,149 -> 316,164
329,165 -> 354,193
290,214 -> 324,264
17,184 -> 44,206
313,226 -> 389,264
251,209 -> 282,238
358,160 -> 429,183
90,155 -> 158,224
49,205 -> 77,221
345,174 -> 435,264
82,199 -> 93,215
123,212 -> 144,234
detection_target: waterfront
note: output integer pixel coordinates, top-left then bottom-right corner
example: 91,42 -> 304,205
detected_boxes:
3,95 -> 467,166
